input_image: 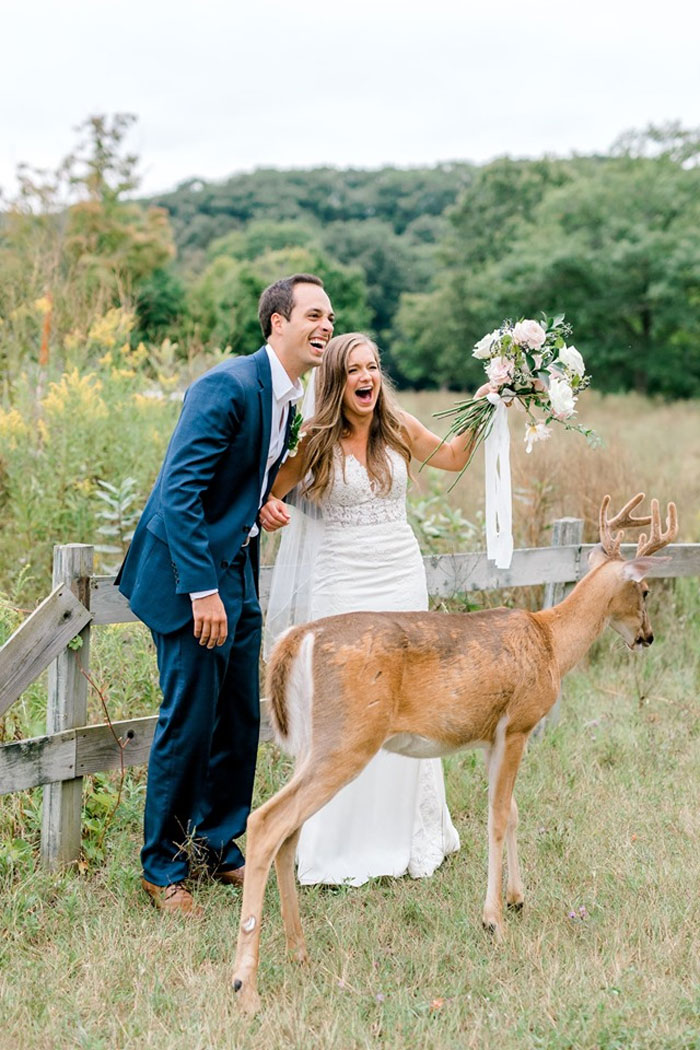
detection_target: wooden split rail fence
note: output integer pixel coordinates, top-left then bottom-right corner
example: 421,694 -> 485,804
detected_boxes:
1,522 -> 698,870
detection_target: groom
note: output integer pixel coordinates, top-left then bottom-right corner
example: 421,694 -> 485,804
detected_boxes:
116,273 -> 335,914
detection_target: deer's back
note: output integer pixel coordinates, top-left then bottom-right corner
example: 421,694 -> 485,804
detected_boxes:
284,608 -> 559,747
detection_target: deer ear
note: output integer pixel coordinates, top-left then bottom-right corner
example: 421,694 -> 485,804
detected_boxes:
621,556 -> 668,582
588,544 -> 608,569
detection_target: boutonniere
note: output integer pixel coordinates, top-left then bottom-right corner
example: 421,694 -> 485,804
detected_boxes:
287,411 -> 306,458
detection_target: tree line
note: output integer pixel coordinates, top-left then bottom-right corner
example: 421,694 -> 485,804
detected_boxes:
1,116 -> 698,398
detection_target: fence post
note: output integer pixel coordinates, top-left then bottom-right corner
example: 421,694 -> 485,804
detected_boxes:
533,517 -> 584,736
40,544 -> 94,869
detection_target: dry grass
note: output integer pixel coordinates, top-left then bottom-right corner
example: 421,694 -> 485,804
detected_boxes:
401,391 -> 700,546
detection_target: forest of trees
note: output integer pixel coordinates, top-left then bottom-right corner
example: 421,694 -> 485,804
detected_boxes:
2,116 -> 698,398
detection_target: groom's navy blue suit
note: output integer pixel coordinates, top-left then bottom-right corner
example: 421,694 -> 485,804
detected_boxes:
117,347 -> 294,885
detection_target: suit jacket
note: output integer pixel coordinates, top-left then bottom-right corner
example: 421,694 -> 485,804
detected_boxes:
116,347 -> 295,635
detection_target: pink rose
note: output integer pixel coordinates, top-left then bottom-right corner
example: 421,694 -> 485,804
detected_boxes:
512,319 -> 547,350
486,355 -> 515,388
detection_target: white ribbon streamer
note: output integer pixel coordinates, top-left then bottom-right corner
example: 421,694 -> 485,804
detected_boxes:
484,399 -> 513,569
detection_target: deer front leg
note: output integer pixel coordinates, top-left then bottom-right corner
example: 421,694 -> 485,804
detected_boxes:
483,729 -> 527,936
275,827 -> 307,963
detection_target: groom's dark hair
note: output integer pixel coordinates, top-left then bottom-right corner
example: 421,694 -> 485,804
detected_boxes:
258,273 -> 325,339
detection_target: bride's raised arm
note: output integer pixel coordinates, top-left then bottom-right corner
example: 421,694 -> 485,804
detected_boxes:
400,409 -> 478,473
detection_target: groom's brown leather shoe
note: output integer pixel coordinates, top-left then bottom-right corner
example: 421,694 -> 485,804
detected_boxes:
141,878 -> 203,917
213,864 -> 245,887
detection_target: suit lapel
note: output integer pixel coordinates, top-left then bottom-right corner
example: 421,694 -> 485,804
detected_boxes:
263,403 -> 297,503
254,348 -> 273,497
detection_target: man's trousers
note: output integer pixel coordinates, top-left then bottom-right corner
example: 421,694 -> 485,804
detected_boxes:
141,548 -> 262,886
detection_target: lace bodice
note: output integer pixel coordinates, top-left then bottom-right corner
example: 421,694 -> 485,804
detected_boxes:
318,447 -> 408,528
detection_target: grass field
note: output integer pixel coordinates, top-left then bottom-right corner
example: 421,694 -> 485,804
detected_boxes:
1,390 -> 699,1049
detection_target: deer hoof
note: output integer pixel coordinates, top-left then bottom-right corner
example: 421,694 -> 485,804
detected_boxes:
507,900 -> 524,913
233,979 -> 261,1015
482,920 -> 497,935
291,945 -> 310,966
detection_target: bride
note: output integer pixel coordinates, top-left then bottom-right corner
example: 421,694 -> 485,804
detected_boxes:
259,332 -> 479,886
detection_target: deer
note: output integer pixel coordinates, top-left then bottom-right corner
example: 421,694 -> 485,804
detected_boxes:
232,494 -> 677,1014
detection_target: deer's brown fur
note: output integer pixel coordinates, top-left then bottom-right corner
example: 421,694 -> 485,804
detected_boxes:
232,494 -> 677,1014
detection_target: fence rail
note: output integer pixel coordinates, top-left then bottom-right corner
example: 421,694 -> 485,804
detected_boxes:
1,528 -> 698,868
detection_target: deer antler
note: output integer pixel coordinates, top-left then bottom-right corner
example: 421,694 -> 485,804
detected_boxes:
636,499 -> 678,556
599,493 -> 653,557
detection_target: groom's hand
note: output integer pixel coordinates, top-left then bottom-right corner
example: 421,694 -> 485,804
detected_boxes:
259,497 -> 290,533
192,593 -> 228,648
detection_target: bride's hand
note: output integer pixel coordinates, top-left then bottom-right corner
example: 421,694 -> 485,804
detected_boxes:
259,497 -> 291,532
475,381 -> 517,408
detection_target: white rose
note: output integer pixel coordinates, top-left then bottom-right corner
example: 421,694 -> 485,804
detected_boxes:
524,421 -> 552,454
558,344 -> 585,376
472,329 -> 501,359
548,376 -> 576,419
512,319 -> 547,350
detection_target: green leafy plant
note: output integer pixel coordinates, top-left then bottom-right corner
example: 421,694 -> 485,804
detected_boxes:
408,476 -> 481,554
94,477 -> 140,573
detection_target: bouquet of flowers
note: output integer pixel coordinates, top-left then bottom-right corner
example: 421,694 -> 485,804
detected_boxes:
435,315 -> 598,483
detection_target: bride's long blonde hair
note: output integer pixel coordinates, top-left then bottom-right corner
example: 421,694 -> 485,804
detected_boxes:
302,333 -> 412,502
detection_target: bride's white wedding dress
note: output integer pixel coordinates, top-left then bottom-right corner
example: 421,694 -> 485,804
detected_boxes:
295,447 -> 460,886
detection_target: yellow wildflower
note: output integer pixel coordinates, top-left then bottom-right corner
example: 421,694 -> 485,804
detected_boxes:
42,369 -> 107,422
0,407 -> 29,449
64,331 -> 84,354
88,308 -> 135,349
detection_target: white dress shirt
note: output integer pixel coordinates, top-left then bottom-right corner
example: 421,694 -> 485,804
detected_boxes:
190,345 -> 302,601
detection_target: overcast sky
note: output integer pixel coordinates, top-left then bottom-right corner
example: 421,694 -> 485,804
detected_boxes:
2,0 -> 698,198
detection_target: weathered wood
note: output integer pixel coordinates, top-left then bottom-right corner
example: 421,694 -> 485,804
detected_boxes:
0,584 -> 92,718
90,577 -> 139,626
90,543 -> 699,625
1,704 -> 276,795
577,543 -> 700,580
423,545 -> 581,598
74,701 -> 275,776
41,545 -> 93,871
543,519 -> 584,609
0,729 -> 77,794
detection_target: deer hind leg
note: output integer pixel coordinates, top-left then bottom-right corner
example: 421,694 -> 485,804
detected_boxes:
274,826 -> 306,963
505,795 -> 524,911
232,746 -> 377,1014
482,726 -> 527,937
